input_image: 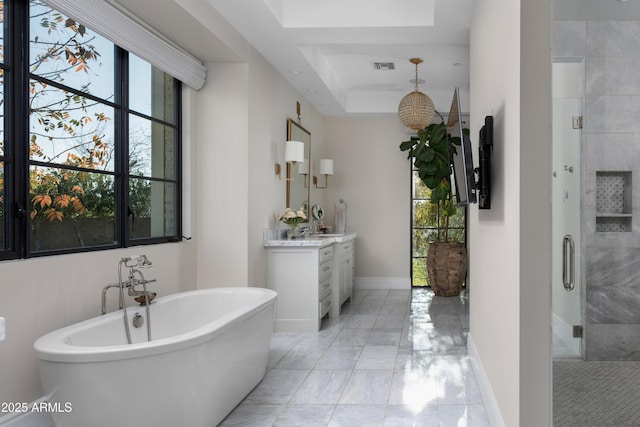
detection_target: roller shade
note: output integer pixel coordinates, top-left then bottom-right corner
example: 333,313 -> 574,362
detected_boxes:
42,0 -> 207,90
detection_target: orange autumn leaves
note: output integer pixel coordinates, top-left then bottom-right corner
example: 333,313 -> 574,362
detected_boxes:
31,177 -> 85,223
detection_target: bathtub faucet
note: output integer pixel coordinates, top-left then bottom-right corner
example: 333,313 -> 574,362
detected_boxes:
111,255 -> 156,343
102,283 -> 124,315
127,268 -> 157,300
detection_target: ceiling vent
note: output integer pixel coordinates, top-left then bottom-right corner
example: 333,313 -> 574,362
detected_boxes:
373,62 -> 395,70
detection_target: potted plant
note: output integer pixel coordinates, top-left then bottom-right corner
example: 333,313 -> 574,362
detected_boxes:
399,118 -> 468,296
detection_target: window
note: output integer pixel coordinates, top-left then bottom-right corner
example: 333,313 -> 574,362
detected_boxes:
0,0 -> 182,260
411,165 -> 466,287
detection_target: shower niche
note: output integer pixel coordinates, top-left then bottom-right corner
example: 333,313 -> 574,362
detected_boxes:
595,171 -> 632,233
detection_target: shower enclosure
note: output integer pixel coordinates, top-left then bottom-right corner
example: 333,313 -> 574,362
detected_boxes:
552,16 -> 640,362
552,4 -> 640,425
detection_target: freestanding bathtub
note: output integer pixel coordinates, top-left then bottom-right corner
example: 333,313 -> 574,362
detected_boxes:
33,287 -> 277,427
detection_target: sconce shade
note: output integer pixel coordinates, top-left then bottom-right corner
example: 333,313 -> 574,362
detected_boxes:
398,58 -> 435,130
298,159 -> 309,175
285,140 -> 304,163
319,159 -> 334,175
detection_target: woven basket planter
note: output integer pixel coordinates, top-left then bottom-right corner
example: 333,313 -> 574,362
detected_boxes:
427,242 -> 467,296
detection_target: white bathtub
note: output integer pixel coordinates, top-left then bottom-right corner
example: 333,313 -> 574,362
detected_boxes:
33,287 -> 277,427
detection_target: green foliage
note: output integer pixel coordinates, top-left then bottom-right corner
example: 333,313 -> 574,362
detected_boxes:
401,119 -> 468,242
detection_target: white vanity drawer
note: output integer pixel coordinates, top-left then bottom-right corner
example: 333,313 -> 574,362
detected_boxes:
319,295 -> 332,318
318,260 -> 332,280
337,241 -> 354,256
318,276 -> 332,301
319,245 -> 333,264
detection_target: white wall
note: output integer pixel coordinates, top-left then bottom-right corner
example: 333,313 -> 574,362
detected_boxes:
246,48 -> 325,286
323,116 -> 412,287
196,62 -> 250,287
195,49 -> 326,289
469,0 -> 551,426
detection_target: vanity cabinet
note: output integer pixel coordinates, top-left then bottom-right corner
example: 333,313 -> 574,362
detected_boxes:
332,240 -> 355,317
265,244 -> 334,332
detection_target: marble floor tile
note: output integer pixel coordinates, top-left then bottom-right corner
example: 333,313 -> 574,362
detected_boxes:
366,329 -> 402,346
273,405 -> 335,427
328,405 -> 386,427
395,349 -> 436,371
355,345 -> 398,369
244,370 -> 310,404
388,369 -> 438,406
435,357 -> 483,404
374,314 -> 406,329
351,289 -> 371,304
410,304 -> 434,320
379,303 -> 409,315
362,290 -> 391,305
350,303 -> 382,315
221,287 -> 488,427
219,404 -> 285,426
402,320 -> 435,350
290,370 -> 351,404
384,290 -> 412,304
438,404 -> 491,427
338,369 -> 394,404
333,327 -> 371,346
275,343 -> 327,370
384,404 -> 439,426
345,314 -> 378,329
316,345 -> 363,369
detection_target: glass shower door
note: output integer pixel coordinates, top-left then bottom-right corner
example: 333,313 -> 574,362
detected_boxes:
551,62 -> 583,359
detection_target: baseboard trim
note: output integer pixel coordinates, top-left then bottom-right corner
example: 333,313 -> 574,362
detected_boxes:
468,334 -> 506,427
354,277 -> 411,290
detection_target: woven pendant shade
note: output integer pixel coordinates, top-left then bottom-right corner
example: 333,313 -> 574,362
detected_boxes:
398,58 -> 435,130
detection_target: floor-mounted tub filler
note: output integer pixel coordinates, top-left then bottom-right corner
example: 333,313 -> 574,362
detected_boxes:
34,287 -> 277,427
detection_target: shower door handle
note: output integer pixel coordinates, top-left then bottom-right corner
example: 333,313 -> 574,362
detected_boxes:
562,234 -> 575,291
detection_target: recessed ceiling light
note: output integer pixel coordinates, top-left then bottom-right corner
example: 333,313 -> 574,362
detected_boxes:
307,89 -> 318,94
289,69 -> 302,75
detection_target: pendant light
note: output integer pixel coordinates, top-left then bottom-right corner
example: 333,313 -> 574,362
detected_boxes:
398,58 -> 435,130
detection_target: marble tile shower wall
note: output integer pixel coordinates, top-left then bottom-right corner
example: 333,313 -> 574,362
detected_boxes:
554,20 -> 640,360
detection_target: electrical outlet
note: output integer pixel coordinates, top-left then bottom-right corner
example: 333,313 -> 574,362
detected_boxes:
0,317 -> 5,341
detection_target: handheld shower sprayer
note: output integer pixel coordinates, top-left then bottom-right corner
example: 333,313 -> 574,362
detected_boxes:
120,254 -> 153,268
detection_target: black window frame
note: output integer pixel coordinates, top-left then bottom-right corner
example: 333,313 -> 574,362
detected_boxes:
0,0 -> 182,261
410,155 -> 467,288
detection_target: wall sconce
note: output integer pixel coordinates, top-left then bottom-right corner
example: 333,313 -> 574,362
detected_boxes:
275,140 -> 304,180
313,159 -> 334,188
298,158 -> 309,188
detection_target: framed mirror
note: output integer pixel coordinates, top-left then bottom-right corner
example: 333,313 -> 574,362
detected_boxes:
286,118 -> 311,216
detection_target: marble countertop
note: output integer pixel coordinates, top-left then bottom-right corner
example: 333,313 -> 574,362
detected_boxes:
263,232 -> 356,247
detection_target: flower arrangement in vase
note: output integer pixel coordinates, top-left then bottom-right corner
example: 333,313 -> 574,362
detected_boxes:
279,208 -> 307,239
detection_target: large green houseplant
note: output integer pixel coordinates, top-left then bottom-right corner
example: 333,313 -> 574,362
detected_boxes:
399,119 -> 468,296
